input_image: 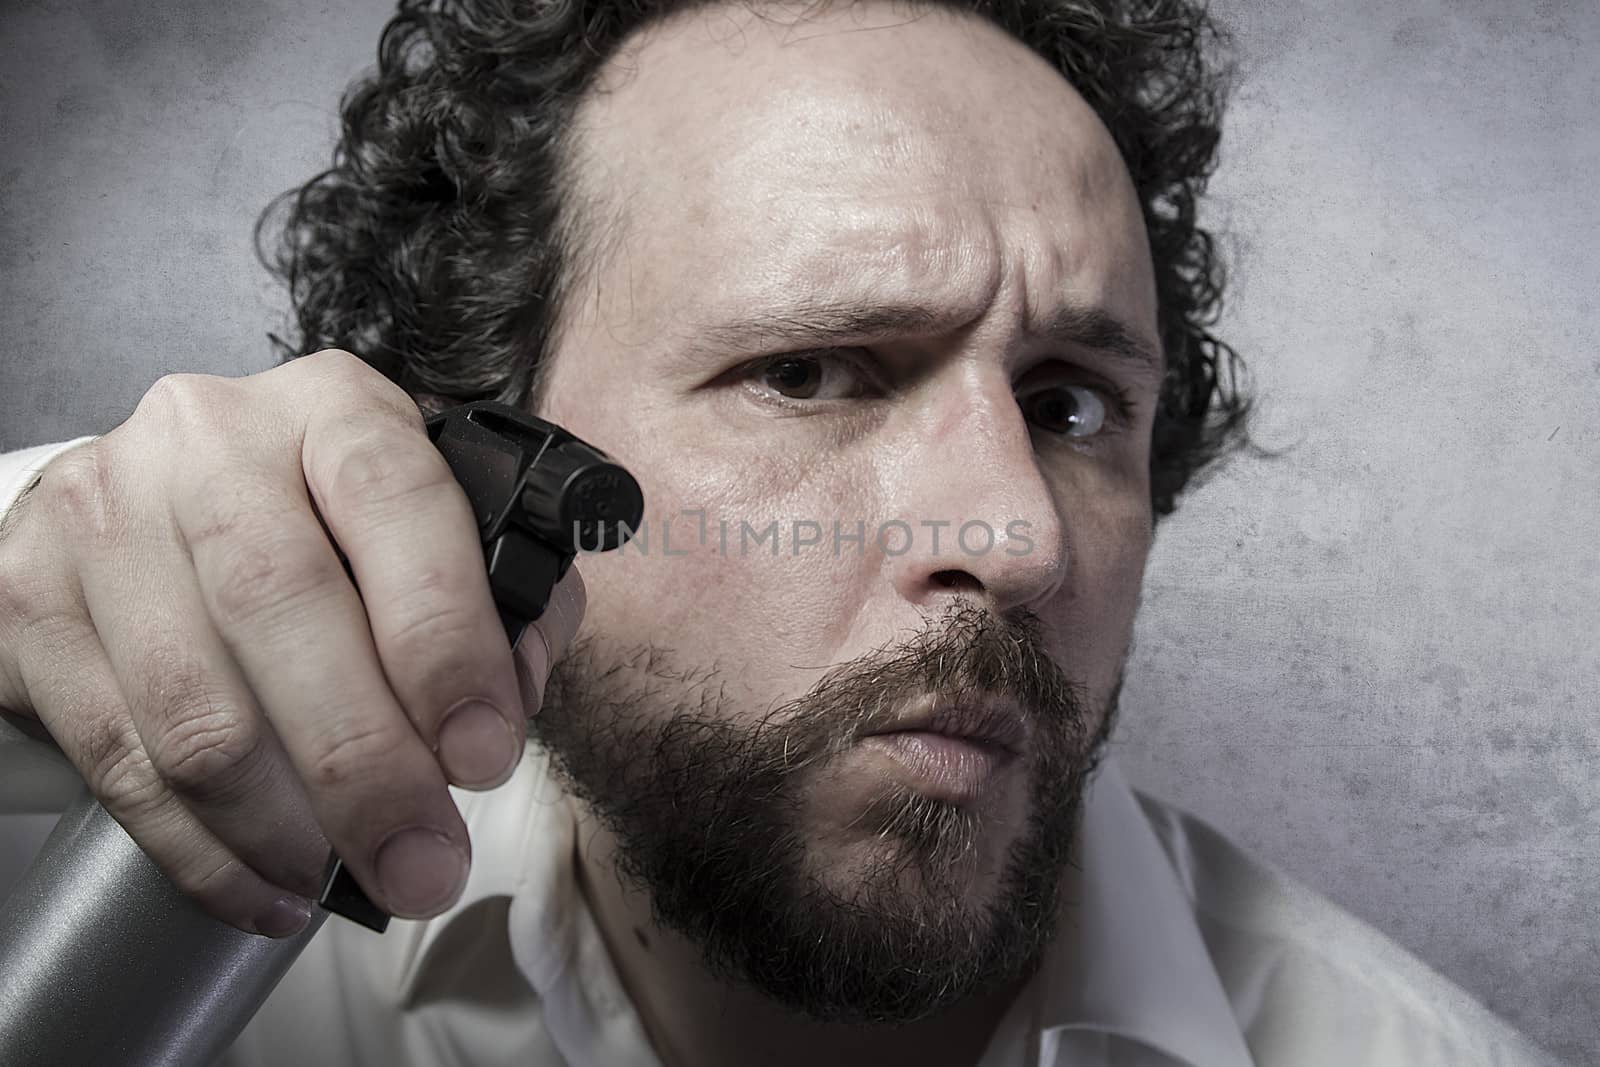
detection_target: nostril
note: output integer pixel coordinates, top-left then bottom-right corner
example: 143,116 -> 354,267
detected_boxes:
932,569 -> 982,591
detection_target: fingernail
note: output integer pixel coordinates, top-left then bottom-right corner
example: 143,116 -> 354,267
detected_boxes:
516,619 -> 554,674
255,894 -> 313,938
375,826 -> 468,918
541,571 -> 586,660
437,699 -> 518,787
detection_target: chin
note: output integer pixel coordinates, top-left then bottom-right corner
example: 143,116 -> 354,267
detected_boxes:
804,768 -> 1033,906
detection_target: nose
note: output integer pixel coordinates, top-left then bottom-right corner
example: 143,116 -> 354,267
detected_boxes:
885,370 -> 1067,616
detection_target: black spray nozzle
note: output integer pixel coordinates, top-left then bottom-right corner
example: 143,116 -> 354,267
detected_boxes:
518,438 -> 645,553
427,399 -> 643,548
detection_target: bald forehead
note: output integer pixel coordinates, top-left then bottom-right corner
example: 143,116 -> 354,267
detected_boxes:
573,3 -> 1131,205
557,0 -> 1155,350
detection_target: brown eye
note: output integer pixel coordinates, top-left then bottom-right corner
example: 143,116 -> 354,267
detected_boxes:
763,356 -> 824,398
750,351 -> 868,403
1020,385 -> 1107,437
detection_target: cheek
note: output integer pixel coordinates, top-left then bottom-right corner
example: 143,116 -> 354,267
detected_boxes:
1049,488 -> 1152,698
571,445 -> 885,705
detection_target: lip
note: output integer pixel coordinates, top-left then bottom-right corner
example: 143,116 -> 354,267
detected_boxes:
858,691 -> 1029,756
861,731 -> 1014,806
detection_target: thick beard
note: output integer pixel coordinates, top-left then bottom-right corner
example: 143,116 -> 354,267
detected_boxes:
531,603 -> 1116,1024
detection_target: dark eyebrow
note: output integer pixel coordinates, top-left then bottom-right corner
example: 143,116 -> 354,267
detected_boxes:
694,301 -> 947,354
687,298 -> 1163,378
1034,304 -> 1165,379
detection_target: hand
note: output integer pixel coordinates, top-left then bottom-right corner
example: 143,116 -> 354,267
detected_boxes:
0,350 -> 585,937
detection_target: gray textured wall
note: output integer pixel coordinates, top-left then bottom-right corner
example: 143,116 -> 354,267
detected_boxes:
1,0 -> 1595,1061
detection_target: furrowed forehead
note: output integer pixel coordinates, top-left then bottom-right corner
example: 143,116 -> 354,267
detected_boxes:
557,1 -> 1155,346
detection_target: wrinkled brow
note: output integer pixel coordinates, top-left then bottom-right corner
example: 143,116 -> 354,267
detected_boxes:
685,297 -> 1163,378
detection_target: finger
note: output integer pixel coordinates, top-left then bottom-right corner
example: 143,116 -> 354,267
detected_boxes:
514,564 -> 587,716
177,451 -> 471,921
299,405 -> 525,791
74,513 -> 329,901
17,609 -> 314,938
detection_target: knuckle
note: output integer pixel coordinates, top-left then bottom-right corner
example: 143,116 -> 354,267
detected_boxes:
209,532 -> 343,629
305,348 -> 368,379
105,772 -> 172,829
155,717 -> 259,804
135,373 -> 235,441
328,431 -> 451,511
138,372 -> 207,415
87,727 -> 164,819
0,549 -> 58,640
41,441 -> 121,540
144,686 -> 262,805
308,351 -> 420,420
386,596 -> 496,697
74,705 -> 134,789
301,350 -> 424,433
384,563 -> 473,645
305,715 -> 407,791
338,351 -> 416,403
376,386 -> 426,434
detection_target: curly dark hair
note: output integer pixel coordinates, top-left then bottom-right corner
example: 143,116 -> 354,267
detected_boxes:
256,0 -> 1251,520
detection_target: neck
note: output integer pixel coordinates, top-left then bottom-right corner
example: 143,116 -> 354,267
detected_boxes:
570,810 -> 1029,1067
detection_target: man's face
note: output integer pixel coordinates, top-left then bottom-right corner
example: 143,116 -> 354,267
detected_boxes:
533,1 -> 1161,1022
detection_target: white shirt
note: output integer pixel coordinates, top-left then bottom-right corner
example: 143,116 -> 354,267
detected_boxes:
0,438 -> 1568,1067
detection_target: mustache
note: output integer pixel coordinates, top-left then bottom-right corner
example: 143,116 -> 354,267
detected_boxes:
753,602 -> 1094,765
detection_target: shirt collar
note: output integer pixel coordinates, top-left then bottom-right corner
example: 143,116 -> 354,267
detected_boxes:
1034,756 -> 1255,1067
395,749 -> 1253,1067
